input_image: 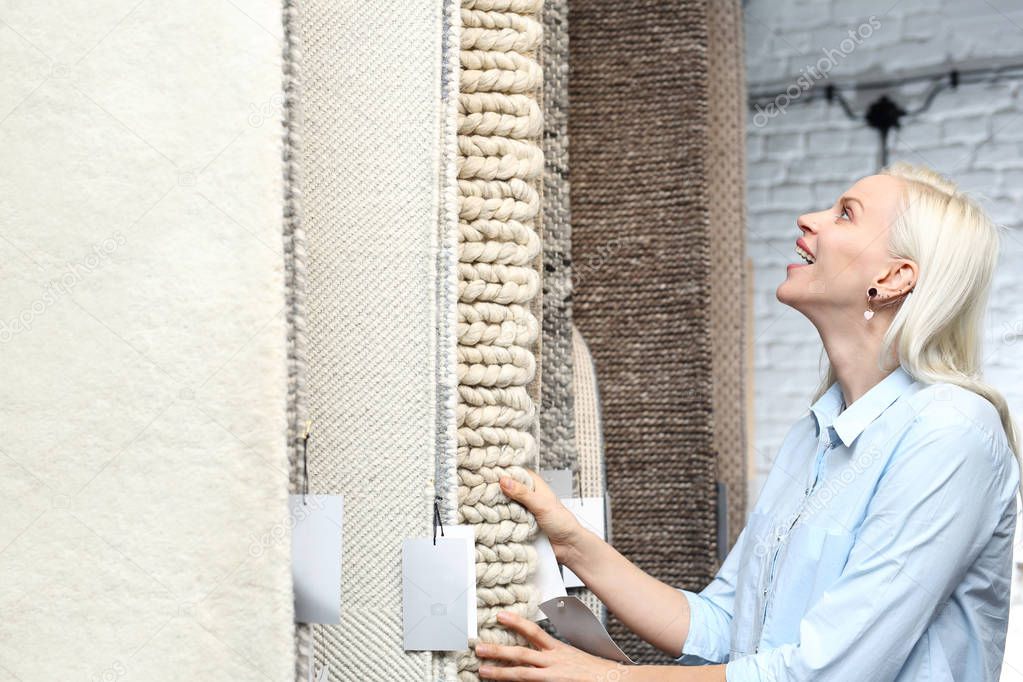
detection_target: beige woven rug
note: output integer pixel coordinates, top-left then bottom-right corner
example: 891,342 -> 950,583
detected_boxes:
707,0 -> 749,553
283,0 -> 462,679
571,326 -> 610,622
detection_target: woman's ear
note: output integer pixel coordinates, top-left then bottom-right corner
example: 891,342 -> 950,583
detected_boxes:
875,259 -> 918,296
896,260 -> 919,292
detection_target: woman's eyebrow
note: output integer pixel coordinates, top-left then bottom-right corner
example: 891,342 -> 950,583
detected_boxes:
840,195 -> 864,211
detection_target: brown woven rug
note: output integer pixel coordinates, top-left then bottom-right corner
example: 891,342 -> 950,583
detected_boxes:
567,0 -> 722,664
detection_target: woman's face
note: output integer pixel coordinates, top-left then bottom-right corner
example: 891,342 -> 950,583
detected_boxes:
777,173 -> 913,320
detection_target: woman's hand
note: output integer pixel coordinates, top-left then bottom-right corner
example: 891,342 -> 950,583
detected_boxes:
475,610 -> 626,681
499,470 -> 584,565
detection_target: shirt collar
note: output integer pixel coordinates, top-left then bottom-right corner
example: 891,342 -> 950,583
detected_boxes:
809,364 -> 917,448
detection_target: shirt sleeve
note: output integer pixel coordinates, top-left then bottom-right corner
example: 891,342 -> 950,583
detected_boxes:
726,419 -> 1015,681
675,524 -> 747,664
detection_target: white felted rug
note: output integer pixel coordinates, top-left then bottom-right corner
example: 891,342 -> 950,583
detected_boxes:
0,2 -> 294,679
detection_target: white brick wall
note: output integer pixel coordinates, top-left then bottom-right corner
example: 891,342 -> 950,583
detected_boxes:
744,2 -> 1023,677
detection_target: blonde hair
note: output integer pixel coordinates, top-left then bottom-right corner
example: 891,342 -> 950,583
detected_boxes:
810,161 -> 1021,497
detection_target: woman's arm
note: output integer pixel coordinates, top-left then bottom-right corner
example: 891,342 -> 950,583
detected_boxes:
633,665 -> 728,681
499,472 -> 739,663
562,526 -> 694,658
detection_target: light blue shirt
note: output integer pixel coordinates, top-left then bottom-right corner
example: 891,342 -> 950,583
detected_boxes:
676,364 -> 1019,680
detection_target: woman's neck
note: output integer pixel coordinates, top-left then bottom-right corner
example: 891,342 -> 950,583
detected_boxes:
814,311 -> 898,408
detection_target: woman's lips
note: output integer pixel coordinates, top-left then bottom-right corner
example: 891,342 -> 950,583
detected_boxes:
796,237 -> 814,258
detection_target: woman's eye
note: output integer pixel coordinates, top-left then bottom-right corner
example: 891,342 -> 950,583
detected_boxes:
838,206 -> 850,220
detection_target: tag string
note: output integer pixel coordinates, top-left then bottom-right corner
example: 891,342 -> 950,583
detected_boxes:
301,420 -> 312,505
432,496 -> 445,545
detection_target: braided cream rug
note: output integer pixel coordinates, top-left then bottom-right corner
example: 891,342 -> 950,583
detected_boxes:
455,0 -> 546,678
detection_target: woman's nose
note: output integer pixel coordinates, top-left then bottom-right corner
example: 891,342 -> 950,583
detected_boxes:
797,209 -> 828,233
797,213 -> 815,234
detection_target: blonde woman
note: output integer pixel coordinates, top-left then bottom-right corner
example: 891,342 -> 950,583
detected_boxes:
473,162 -> 1021,681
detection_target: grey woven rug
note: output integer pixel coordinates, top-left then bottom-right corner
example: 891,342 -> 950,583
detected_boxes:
538,0 -> 610,629
539,0 -> 577,480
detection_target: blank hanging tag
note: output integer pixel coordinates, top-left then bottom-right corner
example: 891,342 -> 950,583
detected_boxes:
290,494 -> 344,624
529,532 -> 567,621
540,468 -> 574,498
559,496 -> 607,588
402,531 -> 471,651
539,595 -> 634,664
436,524 -> 477,639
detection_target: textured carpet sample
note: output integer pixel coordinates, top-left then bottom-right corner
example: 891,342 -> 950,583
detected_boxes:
572,327 -> 607,511
537,0 -> 613,637
707,0 -> 749,553
538,0 -> 577,481
455,0 -> 546,678
571,326 -> 610,623
567,0 -> 720,664
0,2 -> 295,679
285,0 -> 461,679
280,1 -> 315,676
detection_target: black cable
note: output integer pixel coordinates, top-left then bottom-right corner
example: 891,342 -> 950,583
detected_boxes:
750,66 -> 1012,169
749,62 -> 1023,106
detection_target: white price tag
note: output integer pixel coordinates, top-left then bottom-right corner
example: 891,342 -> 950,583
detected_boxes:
290,495 -> 344,624
401,526 -> 476,651
529,532 -> 567,620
